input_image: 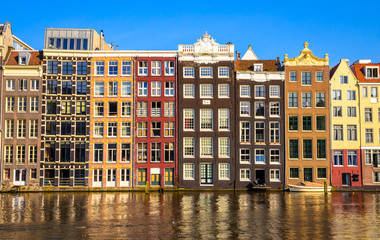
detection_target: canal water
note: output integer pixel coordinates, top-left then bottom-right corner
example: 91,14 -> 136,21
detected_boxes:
0,192 -> 379,239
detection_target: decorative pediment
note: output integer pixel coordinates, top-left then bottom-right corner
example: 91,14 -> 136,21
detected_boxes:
284,42 -> 329,66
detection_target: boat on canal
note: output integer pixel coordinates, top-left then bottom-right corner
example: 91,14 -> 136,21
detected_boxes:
288,182 -> 332,192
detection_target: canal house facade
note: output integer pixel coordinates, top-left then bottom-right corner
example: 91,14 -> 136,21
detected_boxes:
177,33 -> 236,189
235,46 -> 285,189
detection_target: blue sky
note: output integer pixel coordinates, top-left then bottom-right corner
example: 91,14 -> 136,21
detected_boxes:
3,0 -> 380,65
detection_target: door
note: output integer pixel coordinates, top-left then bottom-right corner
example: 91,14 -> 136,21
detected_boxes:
342,173 -> 351,186
106,169 -> 116,187
14,169 -> 26,186
137,169 -> 147,186
120,169 -> 130,187
165,168 -> 174,186
93,169 -> 103,187
304,168 -> 313,182
255,170 -> 266,185
151,174 -> 161,186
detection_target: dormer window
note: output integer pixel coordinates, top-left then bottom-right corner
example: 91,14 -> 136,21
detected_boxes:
20,57 -> 26,65
254,64 -> 263,72
366,67 -> 379,78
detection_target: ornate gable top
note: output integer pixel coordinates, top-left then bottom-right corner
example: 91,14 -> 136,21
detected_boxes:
284,42 -> 328,66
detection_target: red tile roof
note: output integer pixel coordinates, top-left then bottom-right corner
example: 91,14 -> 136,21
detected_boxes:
329,63 -> 339,79
235,60 -> 281,72
6,51 -> 42,65
350,62 -> 380,83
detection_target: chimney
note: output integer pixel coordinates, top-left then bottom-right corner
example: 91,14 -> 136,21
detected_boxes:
236,51 -> 240,60
116,45 -> 119,50
111,42 -> 114,49
248,45 -> 252,50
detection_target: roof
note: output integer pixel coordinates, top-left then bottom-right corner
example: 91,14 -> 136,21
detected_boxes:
0,25 -> 4,34
235,60 -> 282,72
330,63 -> 339,79
350,62 -> 380,83
6,51 -> 42,65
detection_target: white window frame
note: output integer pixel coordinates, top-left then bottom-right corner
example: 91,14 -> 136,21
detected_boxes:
183,163 -> 195,180
121,122 -> 131,137
218,109 -> 230,131
121,61 -> 132,76
183,137 -> 195,158
164,82 -> 175,97
138,61 -> 148,76
240,169 -> 251,181
200,137 -> 213,157
200,84 -> 213,98
95,61 -> 105,76
184,109 -> 195,131
200,109 -> 213,131
240,85 -> 251,98
151,61 -> 161,76
165,61 -> 175,76
200,67 -> 213,78
138,82 -> 148,97
94,82 -> 104,97
240,101 -> 250,116
218,84 -> 230,98
270,169 -> 281,182
218,67 -> 229,78
219,163 -> 230,180
218,137 -> 230,158
183,67 -> 194,78
183,84 -> 195,98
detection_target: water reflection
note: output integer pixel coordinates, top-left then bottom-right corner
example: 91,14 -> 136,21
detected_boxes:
0,192 -> 379,239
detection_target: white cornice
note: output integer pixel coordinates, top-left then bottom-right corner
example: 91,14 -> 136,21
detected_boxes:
43,49 -> 178,58
236,71 -> 285,82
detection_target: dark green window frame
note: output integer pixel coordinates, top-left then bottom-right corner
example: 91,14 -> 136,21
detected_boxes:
303,116 -> 312,131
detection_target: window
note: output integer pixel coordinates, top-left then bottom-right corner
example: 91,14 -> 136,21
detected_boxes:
121,143 -> 131,162
107,143 -> 117,162
76,101 -> 86,115
164,122 -> 174,137
317,168 -> 327,179
47,61 -> 58,74
121,61 -> 131,75
6,97 -> 14,112
19,79 -> 27,91
6,79 -> 15,90
138,61 -> 148,76
29,120 -> 38,138
76,81 -> 87,95
270,86 -> 280,98
151,143 -> 161,162
240,169 -> 251,181
333,107 -> 342,117
108,102 -> 118,116
94,82 -> 104,96
94,122 -> 104,137
340,76 -> 348,84
121,122 -> 131,137
108,61 -> 118,76
218,84 -> 230,98
62,81 -> 72,94
137,101 -> 148,117
302,116 -> 312,131
200,109 -> 213,130
366,129 -> 373,143
121,102 -> 131,116
47,80 -> 57,94
240,102 -> 250,116
347,107 -> 356,117
184,137 -> 195,157
95,61 -> 105,75
165,82 -> 175,96
29,145 -> 37,164
240,149 -> 250,163
366,67 -> 379,78
255,149 -> 265,163
165,61 -> 175,76
316,72 -> 323,82
371,87 -> 377,97
151,81 -> 161,97
31,80 -> 39,90
94,102 -> 104,116
17,120 -> 26,138
347,90 -> 356,100
270,102 -> 280,117
290,72 -> 297,82
121,82 -> 131,96
316,93 -> 325,107
303,139 -> 312,159
164,101 -> 175,117
333,125 -> 343,141
240,121 -> 250,143
4,145 -> 13,164
363,87 -> 368,97
137,143 -> 148,162
18,97 -> 26,112
373,172 -> 380,183
138,82 -> 148,96
316,116 -> 326,131
164,142 -> 174,162
94,144 -> 103,163
184,163 -> 195,179
255,86 -> 265,98
137,122 -> 147,137
151,101 -> 161,117
200,163 -> 213,184
45,141 -> 56,162
365,108 -> 372,122
255,122 -> 265,144
200,67 -> 213,77
347,150 -> 358,166
302,72 -> 311,85
200,138 -> 213,157
270,149 -> 280,164
200,84 -> 213,98
240,85 -> 251,97
289,139 -> 299,158
218,137 -> 230,157
288,93 -> 298,108
62,61 -> 73,75
270,122 -> 280,144
334,150 -> 343,166
151,122 -> 161,137
76,122 -> 86,136
302,92 -> 311,108
219,163 -> 230,180
108,122 -> 117,137
290,168 -> 299,179
16,145 -> 25,164
108,81 -> 118,96
289,116 -> 298,131
347,125 -> 357,141
218,67 -> 229,77
61,122 -> 71,135
270,170 -> 280,182
183,84 -> 195,98
46,121 -> 56,135
332,90 -> 341,100
77,62 -> 87,75
60,142 -> 71,162
218,109 -> 230,130
5,120 -> 14,138
317,139 -> 326,159
151,61 -> 161,76
255,102 -> 265,117
183,67 -> 194,77
184,109 -> 195,130
254,64 -> 263,71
